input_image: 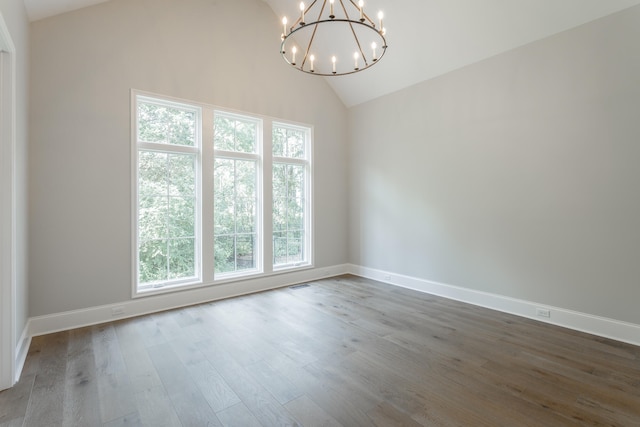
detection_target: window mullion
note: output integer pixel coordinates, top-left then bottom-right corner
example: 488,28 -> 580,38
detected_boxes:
263,120 -> 273,274
165,154 -> 171,283
201,107 -> 214,283
215,150 -> 259,161
272,156 -> 307,165
285,164 -> 290,265
233,159 -> 238,272
138,142 -> 199,154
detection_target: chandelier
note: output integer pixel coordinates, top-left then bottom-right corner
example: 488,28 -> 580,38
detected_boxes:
280,0 -> 388,76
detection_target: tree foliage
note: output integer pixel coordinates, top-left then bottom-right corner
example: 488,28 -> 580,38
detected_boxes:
272,126 -> 307,265
138,101 -> 196,146
213,115 -> 258,274
137,101 -> 197,285
137,104 -> 309,286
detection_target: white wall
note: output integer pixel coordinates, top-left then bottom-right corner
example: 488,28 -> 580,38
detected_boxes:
349,6 -> 640,325
0,0 -> 29,357
29,0 -> 348,317
29,0 -> 640,333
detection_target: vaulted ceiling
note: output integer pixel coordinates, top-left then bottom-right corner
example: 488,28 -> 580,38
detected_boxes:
24,0 -> 640,106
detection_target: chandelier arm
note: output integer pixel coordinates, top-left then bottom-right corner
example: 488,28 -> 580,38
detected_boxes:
301,0 -> 328,69
337,0 -> 350,21
339,0 -> 368,66
352,26 -> 368,67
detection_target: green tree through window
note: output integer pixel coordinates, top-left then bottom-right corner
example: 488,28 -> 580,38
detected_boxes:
136,98 -> 199,288
273,124 -> 310,267
134,93 -> 312,294
213,114 -> 259,275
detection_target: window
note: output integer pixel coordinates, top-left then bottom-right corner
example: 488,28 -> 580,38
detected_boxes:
133,92 -> 312,294
135,97 -> 200,291
213,113 -> 261,276
272,124 -> 311,268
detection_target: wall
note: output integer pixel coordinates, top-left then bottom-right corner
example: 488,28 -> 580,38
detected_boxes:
29,0 -> 348,317
0,0 -> 29,360
349,6 -> 640,325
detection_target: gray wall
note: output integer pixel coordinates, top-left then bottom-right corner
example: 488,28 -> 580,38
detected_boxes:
349,6 -> 640,324
0,0 -> 29,348
29,0 -> 348,316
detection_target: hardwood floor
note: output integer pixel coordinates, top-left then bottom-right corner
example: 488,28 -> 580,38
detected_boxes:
1,275 -> 639,426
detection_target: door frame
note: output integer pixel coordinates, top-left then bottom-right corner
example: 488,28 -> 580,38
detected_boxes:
0,10 -> 17,391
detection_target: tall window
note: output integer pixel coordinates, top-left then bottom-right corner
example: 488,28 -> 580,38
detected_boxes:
135,97 -> 200,290
272,124 -> 311,268
213,113 -> 261,276
133,92 -> 312,294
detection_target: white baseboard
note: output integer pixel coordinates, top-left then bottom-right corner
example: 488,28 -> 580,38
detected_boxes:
22,261 -> 639,370
28,264 -> 350,338
348,264 -> 640,347
15,324 -> 30,382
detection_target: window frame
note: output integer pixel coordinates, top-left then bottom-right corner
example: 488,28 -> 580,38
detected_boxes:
131,90 -> 313,297
213,111 -> 263,279
272,122 -> 313,271
133,94 -> 203,293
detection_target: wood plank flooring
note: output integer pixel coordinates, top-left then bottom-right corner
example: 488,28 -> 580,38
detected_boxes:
1,275 -> 639,426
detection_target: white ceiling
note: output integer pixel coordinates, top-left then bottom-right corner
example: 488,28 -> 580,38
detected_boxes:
24,0 -> 640,107
24,0 -> 109,22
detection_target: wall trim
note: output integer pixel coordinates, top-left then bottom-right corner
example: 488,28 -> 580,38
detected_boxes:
28,264 -> 350,338
0,10 -> 17,392
15,324 -> 29,382
348,264 -> 640,347
18,262 -> 639,384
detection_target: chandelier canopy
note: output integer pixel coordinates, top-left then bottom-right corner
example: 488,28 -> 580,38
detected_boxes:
280,0 -> 388,76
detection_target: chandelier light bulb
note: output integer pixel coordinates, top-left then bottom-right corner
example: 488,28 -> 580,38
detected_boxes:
354,52 -> 359,70
378,11 -> 384,29
329,0 -> 335,18
282,16 -> 288,37
310,54 -> 315,72
292,46 -> 297,65
300,2 -> 305,24
332,55 -> 336,73
372,42 -> 377,61
358,0 -> 364,21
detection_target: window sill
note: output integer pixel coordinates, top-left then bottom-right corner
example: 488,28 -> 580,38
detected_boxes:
133,264 -> 314,299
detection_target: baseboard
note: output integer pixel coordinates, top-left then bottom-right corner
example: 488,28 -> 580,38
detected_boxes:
26,262 -> 640,348
348,264 -> 640,347
28,264 -> 350,338
14,322 -> 30,383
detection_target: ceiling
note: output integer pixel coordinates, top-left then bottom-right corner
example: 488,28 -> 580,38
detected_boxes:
24,0 -> 640,107
24,0 -> 109,22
